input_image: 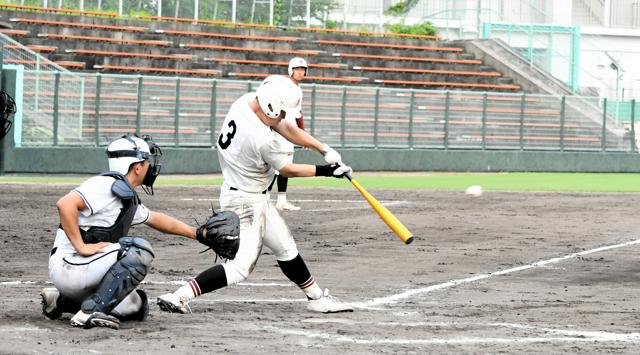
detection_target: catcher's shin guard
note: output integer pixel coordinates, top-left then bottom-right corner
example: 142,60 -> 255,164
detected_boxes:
81,237 -> 155,314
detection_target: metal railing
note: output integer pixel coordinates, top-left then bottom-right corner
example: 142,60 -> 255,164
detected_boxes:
13,71 -> 634,153
0,35 -> 85,146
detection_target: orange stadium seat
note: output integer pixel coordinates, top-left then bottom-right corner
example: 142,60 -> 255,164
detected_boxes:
156,29 -> 299,42
4,44 -> 57,52
0,29 -> 29,36
332,52 -> 482,65
38,33 -> 172,46
0,3 -> 117,17
180,43 -> 321,56
227,72 -> 367,83
10,17 -> 145,32
66,49 -> 193,60
353,66 -> 501,77
94,64 -> 220,76
316,39 -> 463,52
374,79 -> 520,90
136,15 -> 276,30
208,57 -> 344,70
293,26 -> 440,40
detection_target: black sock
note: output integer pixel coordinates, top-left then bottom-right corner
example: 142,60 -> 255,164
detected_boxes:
277,254 -> 313,288
194,264 -> 228,294
277,174 -> 288,192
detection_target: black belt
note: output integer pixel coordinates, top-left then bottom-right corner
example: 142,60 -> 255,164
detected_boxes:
229,186 -> 267,194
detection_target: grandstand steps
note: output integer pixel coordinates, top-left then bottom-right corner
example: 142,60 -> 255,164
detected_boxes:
0,9 -> 517,91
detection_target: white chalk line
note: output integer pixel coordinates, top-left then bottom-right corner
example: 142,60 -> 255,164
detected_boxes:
353,238 -> 640,308
264,323 -> 640,345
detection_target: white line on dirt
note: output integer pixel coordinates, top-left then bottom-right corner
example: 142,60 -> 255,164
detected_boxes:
353,238 -> 640,308
264,325 -> 640,345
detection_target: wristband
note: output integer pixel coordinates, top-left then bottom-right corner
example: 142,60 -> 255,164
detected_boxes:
315,164 -> 335,177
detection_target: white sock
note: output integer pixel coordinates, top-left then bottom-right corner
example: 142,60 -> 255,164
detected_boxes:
174,279 -> 200,300
301,280 -> 323,300
277,193 -> 287,204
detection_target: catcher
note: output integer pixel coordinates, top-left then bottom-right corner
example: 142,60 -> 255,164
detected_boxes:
0,90 -> 17,140
41,134 -> 239,330
157,74 -> 353,314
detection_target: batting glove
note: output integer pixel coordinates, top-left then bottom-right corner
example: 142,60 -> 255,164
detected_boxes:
315,163 -> 352,179
321,144 -> 342,165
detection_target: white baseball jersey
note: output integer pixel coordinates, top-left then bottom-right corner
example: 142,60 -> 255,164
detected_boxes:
48,175 -> 150,302
217,93 -> 291,193
215,93 -> 301,286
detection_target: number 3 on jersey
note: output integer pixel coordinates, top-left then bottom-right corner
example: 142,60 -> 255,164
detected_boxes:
218,120 -> 236,149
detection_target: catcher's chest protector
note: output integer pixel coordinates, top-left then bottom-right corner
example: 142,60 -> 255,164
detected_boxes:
81,172 -> 140,244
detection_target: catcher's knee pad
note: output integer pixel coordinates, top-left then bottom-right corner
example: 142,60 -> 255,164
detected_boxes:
81,237 -> 155,314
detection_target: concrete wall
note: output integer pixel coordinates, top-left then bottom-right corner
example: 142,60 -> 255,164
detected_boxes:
3,146 -> 640,174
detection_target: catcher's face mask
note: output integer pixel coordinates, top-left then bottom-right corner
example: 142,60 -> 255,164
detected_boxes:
140,135 -> 162,195
0,90 -> 17,140
107,134 -> 162,195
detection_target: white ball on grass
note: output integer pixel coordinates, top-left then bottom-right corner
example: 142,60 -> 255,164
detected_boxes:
465,185 -> 483,197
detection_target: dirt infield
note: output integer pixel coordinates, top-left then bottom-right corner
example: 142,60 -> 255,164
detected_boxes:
2,183 -> 640,354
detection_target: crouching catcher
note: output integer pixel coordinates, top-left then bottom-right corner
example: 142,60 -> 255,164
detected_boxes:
42,134 -> 206,330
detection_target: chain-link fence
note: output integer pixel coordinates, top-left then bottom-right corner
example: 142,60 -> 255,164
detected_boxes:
9,70 -> 633,152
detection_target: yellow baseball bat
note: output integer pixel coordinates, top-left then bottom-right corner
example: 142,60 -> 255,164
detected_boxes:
348,177 -> 414,244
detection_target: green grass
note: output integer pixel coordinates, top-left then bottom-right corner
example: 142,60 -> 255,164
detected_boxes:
1,173 -> 640,192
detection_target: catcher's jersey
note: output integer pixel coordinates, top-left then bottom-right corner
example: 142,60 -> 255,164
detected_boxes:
54,175 -> 150,251
217,93 -> 290,193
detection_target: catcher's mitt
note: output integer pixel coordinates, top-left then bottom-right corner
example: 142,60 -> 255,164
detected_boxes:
195,210 -> 240,260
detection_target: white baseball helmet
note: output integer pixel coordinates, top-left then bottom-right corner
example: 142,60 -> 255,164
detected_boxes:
256,75 -> 301,119
288,57 -> 308,77
107,135 -> 151,175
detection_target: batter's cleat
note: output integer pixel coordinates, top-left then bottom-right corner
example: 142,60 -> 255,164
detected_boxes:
157,293 -> 192,314
306,289 -> 353,313
70,310 -> 120,330
40,287 -> 63,320
276,200 -> 301,211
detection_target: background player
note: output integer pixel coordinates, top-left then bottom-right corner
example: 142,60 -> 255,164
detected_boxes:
273,57 -> 308,211
41,134 -> 200,329
157,75 -> 354,314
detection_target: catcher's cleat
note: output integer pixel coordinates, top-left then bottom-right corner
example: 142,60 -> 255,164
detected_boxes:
157,293 -> 191,314
306,289 -> 353,313
70,310 -> 120,330
276,200 -> 301,211
40,287 -> 63,320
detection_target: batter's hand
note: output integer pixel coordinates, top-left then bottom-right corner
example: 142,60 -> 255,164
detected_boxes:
333,164 -> 353,179
315,163 -> 352,179
77,242 -> 111,256
322,144 -> 342,165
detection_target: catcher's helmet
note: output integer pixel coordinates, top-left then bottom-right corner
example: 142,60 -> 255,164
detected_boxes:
256,75 -> 301,120
0,90 -> 17,140
106,134 -> 162,194
288,57 -> 308,77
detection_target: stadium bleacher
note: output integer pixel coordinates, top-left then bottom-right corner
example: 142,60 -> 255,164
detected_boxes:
0,7 -> 519,91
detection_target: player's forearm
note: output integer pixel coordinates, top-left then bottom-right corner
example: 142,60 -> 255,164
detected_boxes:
278,163 -> 316,177
147,211 -> 196,239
